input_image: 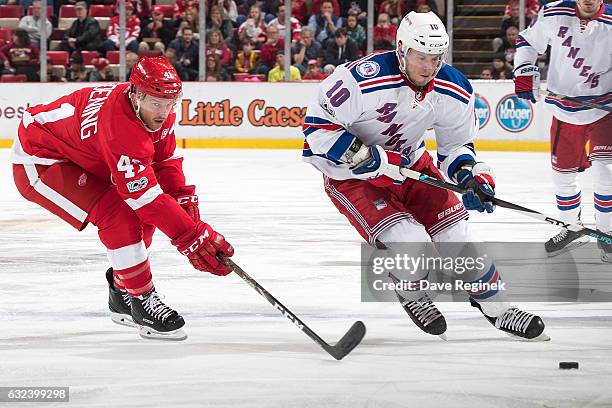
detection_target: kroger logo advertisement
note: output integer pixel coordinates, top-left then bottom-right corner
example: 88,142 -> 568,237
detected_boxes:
474,93 -> 490,129
495,94 -> 533,132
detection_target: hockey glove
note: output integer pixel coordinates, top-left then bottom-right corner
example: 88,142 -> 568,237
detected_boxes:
456,162 -> 496,213
174,185 -> 200,222
172,221 -> 234,276
351,145 -> 410,188
514,63 -> 540,103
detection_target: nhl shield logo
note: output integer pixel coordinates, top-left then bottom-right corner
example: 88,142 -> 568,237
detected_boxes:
356,61 -> 380,79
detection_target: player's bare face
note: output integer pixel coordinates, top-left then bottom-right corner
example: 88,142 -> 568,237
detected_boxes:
134,94 -> 178,131
577,0 -> 603,17
405,49 -> 441,87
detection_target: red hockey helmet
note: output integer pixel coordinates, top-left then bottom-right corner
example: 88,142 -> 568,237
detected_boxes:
129,56 -> 182,99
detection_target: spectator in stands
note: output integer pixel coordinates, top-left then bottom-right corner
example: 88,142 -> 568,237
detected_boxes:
291,0 -> 307,24
66,51 -> 86,82
0,28 -> 39,81
174,0 -> 198,19
323,28 -> 358,70
373,12 -> 396,50
238,5 -> 267,46
345,12 -> 365,52
206,28 -> 233,67
491,53 -> 512,80
60,1 -> 104,55
207,5 -> 234,45
493,25 -> 518,69
18,0 -> 52,47
126,50 -> 138,78
408,0 -> 439,16
46,57 -> 67,82
169,26 -> 199,80
256,23 -> 283,75
378,0 -> 407,26
105,1 -> 140,54
234,39 -> 258,74
87,57 -> 114,81
292,26 -> 321,75
479,67 -> 493,79
267,4 -> 301,43
308,0 -> 342,46
416,3 -> 432,13
176,7 -> 199,40
311,0 -> 340,17
214,0 -> 239,26
268,51 -> 301,82
500,3 -> 520,37
131,0 -> 150,24
164,46 -> 177,65
302,58 -> 325,80
206,53 -> 230,81
503,0 -> 539,21
140,6 -> 177,49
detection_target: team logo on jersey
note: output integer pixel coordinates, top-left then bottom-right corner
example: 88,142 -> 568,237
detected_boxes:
495,94 -> 533,133
474,93 -> 491,130
356,61 -> 380,79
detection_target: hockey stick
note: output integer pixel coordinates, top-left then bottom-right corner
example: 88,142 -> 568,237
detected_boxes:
219,255 -> 366,360
539,90 -> 612,113
399,167 -> 612,245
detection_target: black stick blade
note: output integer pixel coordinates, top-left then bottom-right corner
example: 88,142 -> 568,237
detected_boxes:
324,321 -> 366,360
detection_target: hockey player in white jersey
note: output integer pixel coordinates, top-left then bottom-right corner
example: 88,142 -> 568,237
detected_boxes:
303,11 -> 548,340
513,0 -> 611,261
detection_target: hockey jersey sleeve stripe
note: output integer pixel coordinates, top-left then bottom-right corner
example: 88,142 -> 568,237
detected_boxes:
124,184 -> 163,210
515,35 -> 531,48
302,123 -> 344,132
434,79 -> 471,99
444,153 -> 477,179
303,116 -> 334,125
433,86 -> 470,104
327,131 -> 355,161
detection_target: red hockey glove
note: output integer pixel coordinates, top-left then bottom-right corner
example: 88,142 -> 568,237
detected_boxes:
174,185 -> 200,222
172,222 -> 234,275
513,63 -> 540,103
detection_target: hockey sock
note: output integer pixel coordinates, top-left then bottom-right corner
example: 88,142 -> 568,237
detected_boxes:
552,170 -> 582,223
593,160 -> 612,232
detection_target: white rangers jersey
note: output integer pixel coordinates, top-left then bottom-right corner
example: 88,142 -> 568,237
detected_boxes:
515,0 -> 611,125
302,51 -> 479,182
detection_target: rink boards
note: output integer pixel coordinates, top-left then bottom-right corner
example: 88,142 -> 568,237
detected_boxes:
0,80 -> 552,151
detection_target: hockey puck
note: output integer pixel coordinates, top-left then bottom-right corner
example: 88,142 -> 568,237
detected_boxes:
559,362 -> 579,369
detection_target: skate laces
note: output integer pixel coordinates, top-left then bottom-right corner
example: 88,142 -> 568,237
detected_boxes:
121,292 -> 132,307
143,292 -> 176,323
495,307 -> 534,334
552,228 -> 570,244
405,294 -> 442,327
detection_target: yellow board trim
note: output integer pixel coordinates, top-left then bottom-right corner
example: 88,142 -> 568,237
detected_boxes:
0,138 -> 550,152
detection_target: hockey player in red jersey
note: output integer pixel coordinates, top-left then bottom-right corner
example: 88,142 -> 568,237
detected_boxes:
10,56 -> 234,340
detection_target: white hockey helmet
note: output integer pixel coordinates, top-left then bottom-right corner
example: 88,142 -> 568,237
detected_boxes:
396,11 -> 449,77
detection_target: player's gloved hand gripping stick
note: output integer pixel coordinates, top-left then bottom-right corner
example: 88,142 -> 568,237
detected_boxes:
398,167 -> 612,245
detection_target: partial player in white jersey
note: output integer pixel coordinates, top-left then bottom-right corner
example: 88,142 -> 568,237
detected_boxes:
514,0 -> 611,261
302,12 -> 548,340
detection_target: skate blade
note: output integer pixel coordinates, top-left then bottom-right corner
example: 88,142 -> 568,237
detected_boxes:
506,331 -> 551,342
438,333 -> 448,341
601,252 -> 612,264
111,312 -> 137,328
138,326 -> 187,341
546,239 -> 590,257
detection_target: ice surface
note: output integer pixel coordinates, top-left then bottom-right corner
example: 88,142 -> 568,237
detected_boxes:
0,149 -> 610,408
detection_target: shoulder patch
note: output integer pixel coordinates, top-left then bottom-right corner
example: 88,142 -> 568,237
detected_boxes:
355,61 -> 381,79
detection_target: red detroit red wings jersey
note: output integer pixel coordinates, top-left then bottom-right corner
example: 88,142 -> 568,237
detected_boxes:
11,82 -> 195,239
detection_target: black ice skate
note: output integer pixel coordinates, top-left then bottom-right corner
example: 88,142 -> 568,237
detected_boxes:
396,291 -> 447,339
597,230 -> 612,263
131,290 -> 187,341
544,222 -> 589,257
106,268 -> 136,328
470,298 -> 549,341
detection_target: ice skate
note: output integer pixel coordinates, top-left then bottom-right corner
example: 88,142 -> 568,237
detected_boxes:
544,224 -> 590,257
597,231 -> 612,263
396,291 -> 447,339
106,268 -> 137,328
131,290 -> 187,341
470,298 -> 549,341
